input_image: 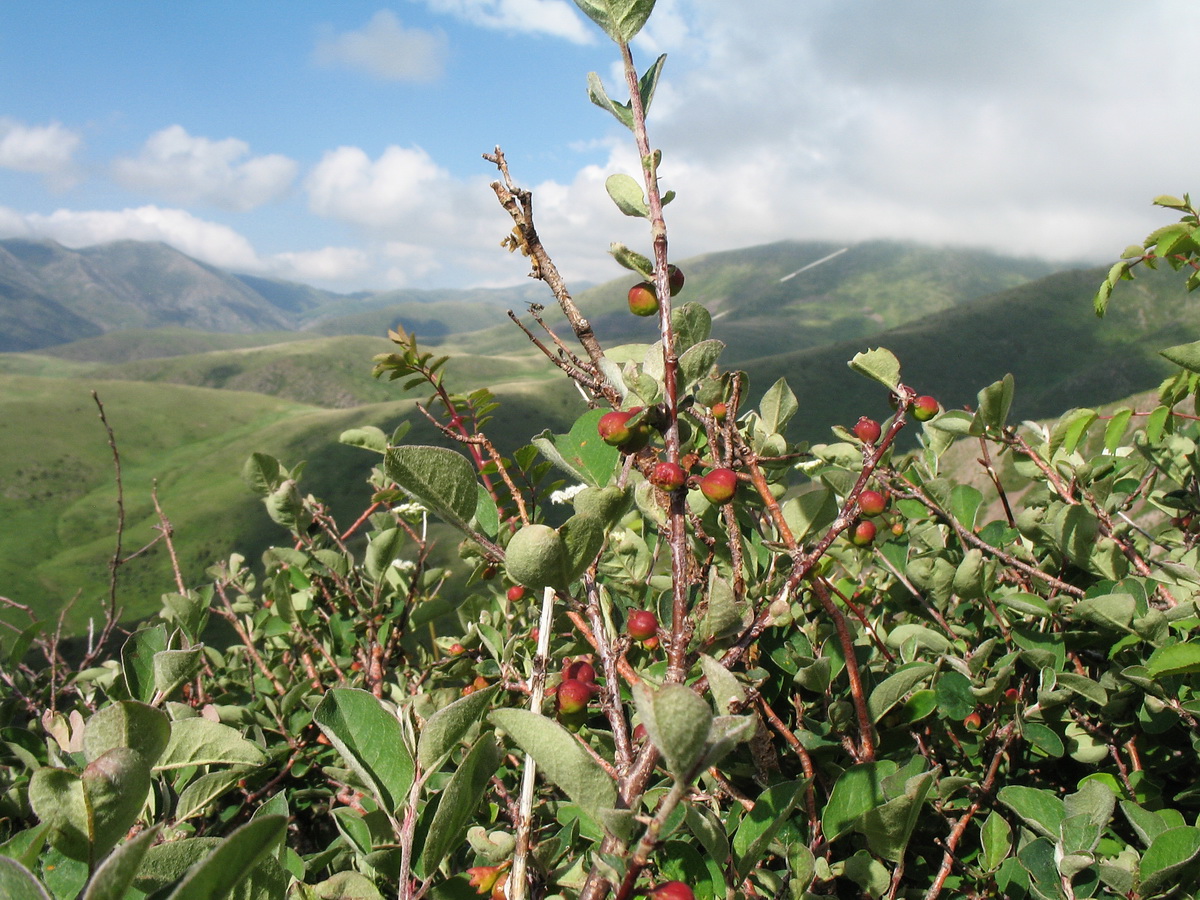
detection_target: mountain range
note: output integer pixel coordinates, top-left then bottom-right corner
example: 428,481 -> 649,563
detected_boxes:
0,235 -> 1189,632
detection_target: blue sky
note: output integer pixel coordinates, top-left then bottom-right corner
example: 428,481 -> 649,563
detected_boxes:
0,1 -> 1195,292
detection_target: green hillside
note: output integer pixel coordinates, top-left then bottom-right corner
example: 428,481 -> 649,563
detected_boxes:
0,372 -> 586,633
447,240 -> 1062,362
37,327 -> 314,363
742,264 -> 1193,444
6,237 -> 1192,638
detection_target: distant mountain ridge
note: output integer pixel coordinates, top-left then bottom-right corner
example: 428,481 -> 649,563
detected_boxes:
0,238 -> 321,350
0,238 -> 541,353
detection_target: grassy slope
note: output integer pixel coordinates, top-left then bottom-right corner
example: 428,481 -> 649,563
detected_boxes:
0,371 -> 585,633
37,327 -> 314,363
741,265 -> 1193,444
446,240 -> 1060,363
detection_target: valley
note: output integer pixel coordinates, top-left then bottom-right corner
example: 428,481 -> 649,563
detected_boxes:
0,235 -> 1186,633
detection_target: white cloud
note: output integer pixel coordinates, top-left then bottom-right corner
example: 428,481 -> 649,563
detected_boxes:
314,10 -> 447,82
112,126 -> 297,212
415,0 -> 594,44
0,205 -> 261,270
269,246 -> 371,283
0,118 -> 82,188
306,144 -> 450,228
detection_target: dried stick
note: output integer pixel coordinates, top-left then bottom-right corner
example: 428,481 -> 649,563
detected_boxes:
510,585 -> 557,900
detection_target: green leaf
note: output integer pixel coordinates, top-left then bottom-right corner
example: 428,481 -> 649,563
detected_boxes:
671,302 -> 712,354
31,750 -> 154,866
83,701 -> 171,765
314,689 -> 415,816
1022,722 -> 1064,758
586,72 -> 634,129
609,242 -> 654,277
868,663 -> 935,722
659,840 -> 722,900
152,648 -> 203,700
1161,340 -> 1200,374
635,683 -> 713,780
241,452 -> 286,496
1054,672 -> 1107,706
1140,826 -> 1200,895
699,654 -> 747,716
1104,407 -> 1133,452
781,489 -> 838,544
572,0 -> 656,43
174,770 -> 248,822
822,762 -> 896,843
0,857 -> 51,900
417,685 -> 499,770
339,426 -> 388,454
365,527 -> 406,582
417,734 -> 502,877
605,173 -> 649,218
861,770 -> 935,862
475,486 -> 500,538
1071,592 -> 1136,632
935,671 -> 975,720
80,825 -> 161,900
732,780 -> 807,879
1146,641 -> 1200,677
637,54 -> 668,117
383,445 -> 479,534
489,709 -> 617,824
759,377 -> 799,434
996,785 -> 1064,839
157,718 -> 266,770
121,626 -> 168,703
980,811 -> 1012,872
677,339 -> 725,388
163,816 -> 288,900
848,347 -> 901,391
533,409 -> 620,487
1048,408 -> 1097,457
975,374 -> 1015,431
1120,800 -> 1169,847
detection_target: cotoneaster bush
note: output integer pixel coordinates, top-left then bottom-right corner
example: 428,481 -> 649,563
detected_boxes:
5,4 -> 1200,900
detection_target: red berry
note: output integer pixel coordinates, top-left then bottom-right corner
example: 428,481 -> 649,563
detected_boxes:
710,402 -> 727,422
858,489 -> 887,517
472,675 -> 489,691
666,264 -> 685,296
448,643 -> 466,656
597,409 -> 650,452
650,883 -> 695,900
851,520 -> 877,546
913,395 -> 940,421
963,711 -> 983,729
1004,688 -> 1019,703
890,520 -> 905,537
627,609 -> 658,642
699,467 -> 737,504
564,659 -> 596,684
853,416 -> 881,444
650,461 -> 687,491
628,282 -> 659,317
506,584 -> 527,602
632,723 -> 648,741
557,678 -> 593,715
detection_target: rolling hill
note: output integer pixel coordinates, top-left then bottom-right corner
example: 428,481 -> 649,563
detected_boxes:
3,234 -> 1195,636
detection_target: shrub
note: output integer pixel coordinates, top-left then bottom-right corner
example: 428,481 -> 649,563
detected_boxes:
5,3 -> 1200,899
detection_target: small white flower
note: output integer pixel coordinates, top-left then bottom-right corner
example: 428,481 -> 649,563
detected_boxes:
550,484 -> 587,504
394,501 -> 427,517
391,559 -> 417,571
